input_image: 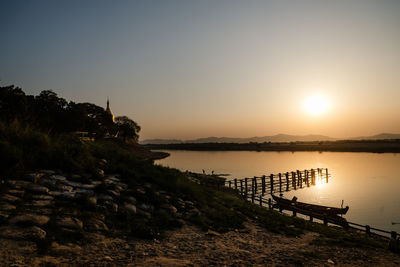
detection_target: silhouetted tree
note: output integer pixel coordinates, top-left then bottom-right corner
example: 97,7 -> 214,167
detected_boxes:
115,116 -> 140,142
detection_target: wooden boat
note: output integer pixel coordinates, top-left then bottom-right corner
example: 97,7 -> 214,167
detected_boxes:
271,194 -> 349,216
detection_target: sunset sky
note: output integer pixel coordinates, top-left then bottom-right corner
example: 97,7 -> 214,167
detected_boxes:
1,0 -> 400,140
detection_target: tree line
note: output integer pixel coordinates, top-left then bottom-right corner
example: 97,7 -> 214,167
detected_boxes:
0,85 -> 140,141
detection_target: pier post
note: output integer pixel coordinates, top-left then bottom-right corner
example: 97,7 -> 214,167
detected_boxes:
292,172 -> 297,190
259,195 -> 262,207
311,169 -> 315,185
228,181 -> 232,189
309,216 -> 313,222
326,168 -> 329,183
251,178 -> 254,197
286,172 -> 289,191
298,170 -> 302,188
254,176 -> 257,193
305,170 -> 310,187
279,173 -> 282,192
270,174 -> 274,193
268,198 -> 272,209
262,175 -> 266,195
245,178 -> 248,199
240,180 -> 243,196
292,210 -> 297,217
234,178 -> 238,190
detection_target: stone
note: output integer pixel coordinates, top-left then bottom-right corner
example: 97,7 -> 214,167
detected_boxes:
107,190 -> 120,198
160,204 -> 177,215
103,201 -> 118,213
136,187 -> 146,195
24,173 -> 44,183
97,194 -> 113,202
1,194 -> 20,203
125,196 -> 137,204
327,259 -> 335,265
55,217 -> 83,230
0,203 -> 17,211
50,175 -> 67,182
85,218 -> 109,232
7,189 -> 25,197
96,169 -> 105,177
40,170 -> 55,175
49,242 -> 81,256
138,203 -> 154,212
31,194 -> 54,200
137,209 -> 151,219
50,191 -> 76,199
205,230 -> 220,237
9,214 -> 50,226
55,184 -> 73,192
123,203 -> 137,214
7,180 -> 32,189
80,183 -> 96,189
0,211 -> 10,223
30,200 -> 53,207
0,226 -> 46,240
26,184 -> 49,194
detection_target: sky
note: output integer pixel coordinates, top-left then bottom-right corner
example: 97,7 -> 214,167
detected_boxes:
1,0 -> 400,140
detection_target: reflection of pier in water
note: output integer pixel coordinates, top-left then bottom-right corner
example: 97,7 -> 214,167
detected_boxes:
225,168 -> 329,200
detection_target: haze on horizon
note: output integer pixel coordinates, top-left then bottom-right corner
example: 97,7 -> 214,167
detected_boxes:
1,0 -> 400,140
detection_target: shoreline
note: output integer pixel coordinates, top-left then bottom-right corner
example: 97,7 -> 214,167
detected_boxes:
145,139 -> 400,153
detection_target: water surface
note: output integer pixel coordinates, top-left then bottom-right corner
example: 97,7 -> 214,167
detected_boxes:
157,150 -> 400,233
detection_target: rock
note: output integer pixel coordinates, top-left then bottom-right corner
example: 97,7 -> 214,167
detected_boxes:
107,190 -> 120,198
55,184 -> 73,192
55,217 -> 83,230
26,184 -> 49,195
99,159 -> 108,167
40,170 -> 55,175
24,173 -> 44,183
0,203 -> 17,211
31,194 -> 54,200
50,191 -> 76,199
137,209 -> 151,219
205,230 -> 220,237
49,242 -> 81,256
97,194 -> 113,202
103,256 -> 113,261
136,187 -> 146,195
160,204 -> 178,215
80,183 -> 96,189
0,211 -> 10,223
7,189 -> 25,197
125,196 -> 137,204
103,201 -> 118,213
0,226 -> 46,240
50,175 -> 67,182
327,259 -> 336,265
123,203 -> 137,214
63,180 -> 83,188
85,218 -> 108,232
9,214 -> 50,226
70,174 -> 82,180
138,203 -> 153,212
30,200 -> 53,207
1,194 -> 20,203
96,169 -> 105,177
7,180 -> 32,189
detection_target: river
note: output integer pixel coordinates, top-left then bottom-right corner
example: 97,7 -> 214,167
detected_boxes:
156,150 -> 400,233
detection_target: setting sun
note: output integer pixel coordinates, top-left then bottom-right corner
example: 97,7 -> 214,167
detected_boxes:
304,95 -> 330,116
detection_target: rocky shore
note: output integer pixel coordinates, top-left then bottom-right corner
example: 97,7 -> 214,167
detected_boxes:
1,169 -> 400,266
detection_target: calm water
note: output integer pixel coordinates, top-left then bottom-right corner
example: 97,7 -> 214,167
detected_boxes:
157,150 -> 400,233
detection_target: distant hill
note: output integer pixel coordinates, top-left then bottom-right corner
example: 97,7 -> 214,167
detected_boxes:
140,134 -> 336,144
140,133 -> 400,145
352,133 -> 400,140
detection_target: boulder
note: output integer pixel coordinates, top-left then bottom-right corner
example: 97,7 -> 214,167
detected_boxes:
31,194 -> 54,200
1,194 -> 20,203
7,189 -> 25,197
0,203 -> 17,211
55,217 -> 83,230
85,218 -> 109,232
26,184 -> 49,195
9,214 -> 50,226
0,226 -> 46,241
123,203 -> 137,214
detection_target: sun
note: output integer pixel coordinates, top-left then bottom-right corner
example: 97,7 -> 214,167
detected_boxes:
304,95 -> 330,116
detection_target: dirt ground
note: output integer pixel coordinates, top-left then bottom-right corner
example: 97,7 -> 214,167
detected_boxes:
1,221 -> 400,266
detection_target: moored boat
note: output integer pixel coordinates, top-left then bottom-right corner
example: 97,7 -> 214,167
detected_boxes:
272,194 -> 349,216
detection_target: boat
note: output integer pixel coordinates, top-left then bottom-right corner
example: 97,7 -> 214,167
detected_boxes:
271,194 -> 349,216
